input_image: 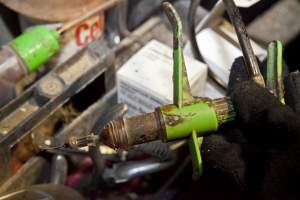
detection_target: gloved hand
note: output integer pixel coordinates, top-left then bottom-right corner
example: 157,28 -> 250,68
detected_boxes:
201,57 -> 300,200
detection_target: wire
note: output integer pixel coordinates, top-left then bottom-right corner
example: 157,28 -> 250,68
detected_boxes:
188,0 -> 204,62
188,0 -> 227,89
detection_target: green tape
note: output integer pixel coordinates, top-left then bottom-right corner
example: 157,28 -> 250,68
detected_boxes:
188,132 -> 203,179
9,26 -> 60,72
160,102 -> 218,141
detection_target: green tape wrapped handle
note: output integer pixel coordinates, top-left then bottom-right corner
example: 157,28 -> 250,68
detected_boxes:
9,26 -> 60,72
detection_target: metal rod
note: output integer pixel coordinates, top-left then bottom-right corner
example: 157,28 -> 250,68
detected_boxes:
58,0 -> 123,34
223,0 -> 265,87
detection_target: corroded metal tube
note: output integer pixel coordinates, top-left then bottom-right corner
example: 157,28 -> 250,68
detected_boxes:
100,98 -> 235,150
223,0 -> 265,87
100,112 -> 163,149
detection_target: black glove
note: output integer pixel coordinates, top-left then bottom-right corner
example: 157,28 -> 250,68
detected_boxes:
201,57 -> 300,200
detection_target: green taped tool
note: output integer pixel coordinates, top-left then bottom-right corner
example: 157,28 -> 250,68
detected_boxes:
98,2 -> 289,180
9,26 -> 60,72
100,2 -> 235,180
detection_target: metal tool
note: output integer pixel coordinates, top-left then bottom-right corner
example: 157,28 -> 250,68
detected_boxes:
103,158 -> 175,184
99,2 -> 235,179
223,0 -> 265,87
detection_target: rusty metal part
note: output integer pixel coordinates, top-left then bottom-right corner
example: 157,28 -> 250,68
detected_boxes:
100,97 -> 235,150
210,97 -> 235,124
58,0 -> 124,34
101,112 -> 163,149
223,0 -> 265,87
37,91 -> 122,150
0,0 -> 107,22
0,38 -> 115,185
69,134 -> 99,148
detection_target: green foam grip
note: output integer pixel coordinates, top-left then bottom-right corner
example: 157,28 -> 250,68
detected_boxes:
9,26 -> 60,72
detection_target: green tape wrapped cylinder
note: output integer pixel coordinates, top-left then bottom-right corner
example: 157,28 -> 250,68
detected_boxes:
159,102 -> 219,141
9,26 -> 60,72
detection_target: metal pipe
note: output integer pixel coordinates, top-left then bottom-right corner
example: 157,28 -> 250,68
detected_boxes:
223,0 -> 265,87
103,158 -> 175,184
100,112 -> 163,149
50,154 -> 68,185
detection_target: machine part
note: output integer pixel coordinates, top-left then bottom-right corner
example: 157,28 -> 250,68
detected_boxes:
50,155 -> 67,185
0,26 -> 59,108
90,102 -> 127,180
100,2 -> 235,179
0,38 -> 115,184
92,102 -> 128,132
188,0 -> 227,89
9,26 -> 60,72
223,0 -> 265,87
0,0 -> 119,105
37,94 -> 126,150
267,40 -> 285,103
34,74 -> 65,105
65,102 -> 128,148
0,157 -> 48,195
103,158 -> 175,184
0,184 -> 84,200
101,112 -> 163,149
0,26 -> 60,107
40,89 -> 120,150
69,134 -> 99,148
